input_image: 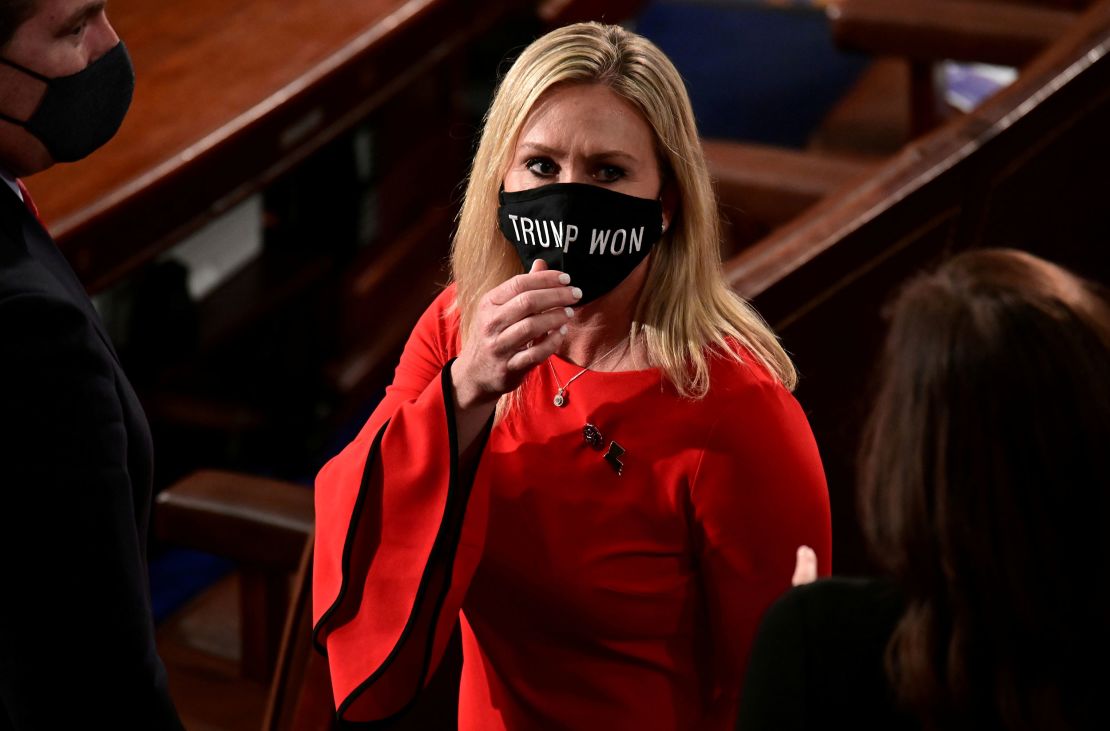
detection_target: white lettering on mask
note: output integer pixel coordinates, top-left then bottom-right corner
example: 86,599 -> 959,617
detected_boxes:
536,219 -> 552,248
629,226 -> 644,253
507,216 -> 579,251
590,228 -> 611,255
589,227 -> 644,255
549,221 -> 563,249
520,217 -> 536,246
610,229 -> 628,255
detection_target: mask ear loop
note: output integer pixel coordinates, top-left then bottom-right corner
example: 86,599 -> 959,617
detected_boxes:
0,57 -> 50,128
0,56 -> 51,83
0,110 -> 29,127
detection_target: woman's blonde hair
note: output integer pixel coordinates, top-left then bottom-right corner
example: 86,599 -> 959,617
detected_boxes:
451,22 -> 796,397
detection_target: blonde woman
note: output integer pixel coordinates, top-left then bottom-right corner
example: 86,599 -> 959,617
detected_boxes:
313,22 -> 831,730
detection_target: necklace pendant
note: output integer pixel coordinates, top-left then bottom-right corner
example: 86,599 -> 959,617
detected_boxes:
553,389 -> 568,408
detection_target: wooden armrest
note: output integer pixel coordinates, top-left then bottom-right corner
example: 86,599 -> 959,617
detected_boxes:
704,139 -> 878,228
829,0 -> 1077,66
156,469 -> 314,571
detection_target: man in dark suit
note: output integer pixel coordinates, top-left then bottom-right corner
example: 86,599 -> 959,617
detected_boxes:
0,2 -> 184,727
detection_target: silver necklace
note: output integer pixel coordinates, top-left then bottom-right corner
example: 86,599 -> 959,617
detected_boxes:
548,337 -> 628,408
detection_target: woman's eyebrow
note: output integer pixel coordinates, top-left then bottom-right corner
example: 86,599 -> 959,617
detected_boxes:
517,141 -> 562,156
586,150 -> 638,163
517,141 -> 639,163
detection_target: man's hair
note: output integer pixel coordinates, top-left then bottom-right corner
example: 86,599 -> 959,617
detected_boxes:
0,0 -> 37,49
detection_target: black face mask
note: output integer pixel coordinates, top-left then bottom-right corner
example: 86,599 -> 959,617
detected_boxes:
0,41 -> 135,163
498,182 -> 664,306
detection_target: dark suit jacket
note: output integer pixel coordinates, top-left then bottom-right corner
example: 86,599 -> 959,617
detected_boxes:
0,187 -> 183,729
737,577 -> 918,731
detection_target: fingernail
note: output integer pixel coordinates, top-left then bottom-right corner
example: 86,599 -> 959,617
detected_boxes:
559,325 -> 568,335
558,273 -> 571,284
564,307 -> 574,318
570,287 -> 582,300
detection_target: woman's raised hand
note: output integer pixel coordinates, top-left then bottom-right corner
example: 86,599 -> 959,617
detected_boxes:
451,259 -> 581,411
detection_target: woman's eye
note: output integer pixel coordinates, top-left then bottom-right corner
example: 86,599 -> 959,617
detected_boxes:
69,23 -> 86,37
526,158 -> 557,177
595,165 -> 625,183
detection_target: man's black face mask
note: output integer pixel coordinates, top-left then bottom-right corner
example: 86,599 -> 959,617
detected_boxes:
0,41 -> 135,163
498,182 -> 664,306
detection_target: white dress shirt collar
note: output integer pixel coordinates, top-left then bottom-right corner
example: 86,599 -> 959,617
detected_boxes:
0,168 -> 23,202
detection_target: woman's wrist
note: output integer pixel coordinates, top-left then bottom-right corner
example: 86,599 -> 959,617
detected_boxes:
450,357 -> 498,412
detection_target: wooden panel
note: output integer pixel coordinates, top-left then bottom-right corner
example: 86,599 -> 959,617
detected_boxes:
965,81 -> 1110,277
23,0 -> 524,292
782,211 -> 959,578
324,203 -> 454,419
705,139 -> 877,232
158,574 -> 270,731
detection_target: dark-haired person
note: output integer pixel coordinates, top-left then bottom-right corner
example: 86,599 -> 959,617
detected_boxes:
738,248 -> 1110,731
0,2 -> 183,728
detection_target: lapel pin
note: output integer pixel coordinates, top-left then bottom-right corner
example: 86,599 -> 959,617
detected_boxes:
583,423 -> 604,450
604,441 -> 625,476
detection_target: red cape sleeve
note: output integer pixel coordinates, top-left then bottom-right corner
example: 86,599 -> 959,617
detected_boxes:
311,285 -> 491,722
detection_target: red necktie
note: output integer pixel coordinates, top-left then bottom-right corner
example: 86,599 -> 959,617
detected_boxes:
15,178 -> 42,223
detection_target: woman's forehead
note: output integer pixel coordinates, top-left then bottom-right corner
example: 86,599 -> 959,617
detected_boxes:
516,84 -> 655,159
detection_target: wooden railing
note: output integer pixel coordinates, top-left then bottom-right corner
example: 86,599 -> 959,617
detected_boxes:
726,0 -> 1110,572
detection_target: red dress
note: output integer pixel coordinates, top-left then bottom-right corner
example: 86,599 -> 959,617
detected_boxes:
313,285 -> 831,729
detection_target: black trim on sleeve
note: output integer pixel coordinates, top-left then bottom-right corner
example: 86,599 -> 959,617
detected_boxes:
310,417 -> 391,656
312,358 -> 494,722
